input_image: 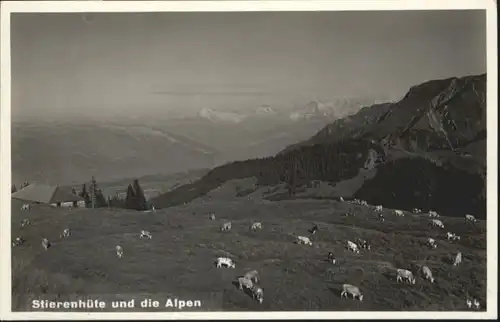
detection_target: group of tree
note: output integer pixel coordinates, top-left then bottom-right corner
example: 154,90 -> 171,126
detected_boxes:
77,176 -> 108,208
11,181 -> 30,193
125,179 -> 149,211
73,176 -> 149,211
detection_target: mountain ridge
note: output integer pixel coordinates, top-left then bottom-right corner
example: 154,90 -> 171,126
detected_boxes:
151,73 -> 487,219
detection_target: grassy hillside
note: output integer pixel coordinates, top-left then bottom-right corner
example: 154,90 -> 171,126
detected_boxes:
11,193 -> 486,311
11,122 -> 218,185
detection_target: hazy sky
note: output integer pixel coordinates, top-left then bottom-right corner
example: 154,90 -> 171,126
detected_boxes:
11,10 -> 486,121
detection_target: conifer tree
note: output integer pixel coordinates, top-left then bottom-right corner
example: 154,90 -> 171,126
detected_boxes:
132,179 -> 148,211
79,184 -> 91,207
125,184 -> 136,210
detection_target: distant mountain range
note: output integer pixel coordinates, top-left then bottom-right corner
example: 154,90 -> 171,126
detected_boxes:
12,96 -> 385,185
195,97 -> 390,124
151,73 -> 487,219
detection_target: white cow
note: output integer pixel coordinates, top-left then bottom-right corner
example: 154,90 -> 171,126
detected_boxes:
209,213 -> 216,220
116,245 -> 124,258
341,284 -> 364,301
394,209 -> 404,216
251,285 -> 264,304
446,232 -> 460,241
237,276 -> 254,291
430,219 -> 445,229
21,204 -> 31,211
41,238 -> 51,250
421,266 -> 435,283
221,222 -> 232,231
413,208 -> 422,214
428,211 -> 440,218
216,257 -> 235,268
60,228 -> 70,238
140,230 -> 152,239
465,214 -> 477,223
296,236 -> 313,246
20,219 -> 30,227
12,236 -> 25,247
426,237 -> 437,249
396,268 -> 416,284
243,270 -> 260,283
374,205 -> 383,212
346,240 -> 360,254
453,252 -> 462,266
251,222 -> 262,231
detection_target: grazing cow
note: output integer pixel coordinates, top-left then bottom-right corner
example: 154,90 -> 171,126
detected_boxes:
394,209 -> 404,216
378,213 -> 385,222
60,228 -> 70,238
41,238 -> 51,250
430,219 -> 445,229
426,237 -> 437,249
221,222 -> 232,231
465,214 -> 477,223
446,232 -> 460,241
328,252 -> 337,264
428,211 -> 440,218
421,266 -> 435,283
413,208 -> 422,214
251,285 -> 264,304
346,240 -> 360,254
21,204 -> 31,211
140,230 -> 152,239
237,276 -> 254,291
341,284 -> 364,301
374,205 -> 383,212
309,225 -> 319,235
12,236 -> 25,247
296,236 -> 313,246
453,252 -> 462,266
20,219 -> 30,227
209,213 -> 216,220
356,238 -> 371,250
216,257 -> 235,268
116,245 -> 124,258
243,270 -> 260,283
251,222 -> 262,231
396,268 -> 416,284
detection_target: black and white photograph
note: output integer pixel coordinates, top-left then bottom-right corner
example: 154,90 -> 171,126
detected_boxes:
1,0 -> 497,319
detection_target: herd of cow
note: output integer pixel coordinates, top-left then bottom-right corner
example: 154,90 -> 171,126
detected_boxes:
13,198 -> 483,310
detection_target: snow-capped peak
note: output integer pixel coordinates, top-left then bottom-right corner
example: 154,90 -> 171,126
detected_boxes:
197,108 -> 247,123
255,105 -> 276,115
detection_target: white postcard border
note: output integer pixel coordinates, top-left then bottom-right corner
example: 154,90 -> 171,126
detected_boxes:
1,1 -> 497,320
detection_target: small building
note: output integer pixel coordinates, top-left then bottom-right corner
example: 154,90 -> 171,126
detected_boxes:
12,183 -> 85,208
